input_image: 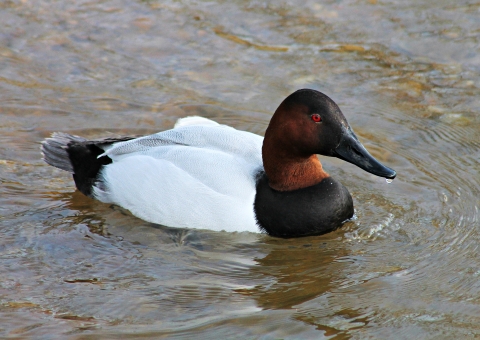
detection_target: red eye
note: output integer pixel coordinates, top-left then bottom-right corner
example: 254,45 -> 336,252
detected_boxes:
311,114 -> 322,123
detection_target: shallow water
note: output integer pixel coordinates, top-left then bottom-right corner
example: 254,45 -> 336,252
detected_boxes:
1,0 -> 479,338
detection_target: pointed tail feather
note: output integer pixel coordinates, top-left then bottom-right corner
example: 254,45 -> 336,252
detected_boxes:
41,132 -> 137,197
41,132 -> 87,173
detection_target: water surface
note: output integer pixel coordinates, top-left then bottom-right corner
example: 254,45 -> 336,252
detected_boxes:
1,0 -> 479,338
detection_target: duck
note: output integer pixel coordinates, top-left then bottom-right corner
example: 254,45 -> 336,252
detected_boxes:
41,89 -> 396,238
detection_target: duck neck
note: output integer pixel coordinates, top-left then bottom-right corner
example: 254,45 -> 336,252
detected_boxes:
262,139 -> 330,192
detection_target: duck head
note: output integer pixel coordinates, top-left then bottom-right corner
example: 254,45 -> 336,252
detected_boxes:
262,89 -> 396,191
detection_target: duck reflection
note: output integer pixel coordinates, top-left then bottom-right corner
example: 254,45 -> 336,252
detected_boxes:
58,189 -> 354,309
235,234 -> 350,310
53,189 -> 366,334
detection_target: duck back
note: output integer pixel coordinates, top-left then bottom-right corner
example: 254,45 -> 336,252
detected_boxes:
93,124 -> 264,233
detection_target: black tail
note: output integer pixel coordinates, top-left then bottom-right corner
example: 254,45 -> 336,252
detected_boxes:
41,133 -> 134,197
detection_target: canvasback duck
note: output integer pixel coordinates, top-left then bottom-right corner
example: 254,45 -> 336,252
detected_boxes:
41,89 -> 396,237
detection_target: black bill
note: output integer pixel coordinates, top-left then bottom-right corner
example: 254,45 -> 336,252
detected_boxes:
333,127 -> 396,179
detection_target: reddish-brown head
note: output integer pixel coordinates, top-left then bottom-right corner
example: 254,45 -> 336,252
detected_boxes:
262,89 -> 396,191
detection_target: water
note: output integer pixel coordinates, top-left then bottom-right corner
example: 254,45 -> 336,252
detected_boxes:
1,0 -> 479,338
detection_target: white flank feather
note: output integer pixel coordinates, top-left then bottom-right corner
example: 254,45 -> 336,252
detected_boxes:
93,117 -> 264,233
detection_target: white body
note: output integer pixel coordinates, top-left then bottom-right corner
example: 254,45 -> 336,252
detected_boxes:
93,117 -> 264,233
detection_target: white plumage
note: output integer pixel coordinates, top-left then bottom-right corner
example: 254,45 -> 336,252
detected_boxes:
93,117 -> 264,233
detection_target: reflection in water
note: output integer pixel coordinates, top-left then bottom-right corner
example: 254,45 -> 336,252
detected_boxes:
0,0 -> 479,338
238,236 -> 366,337
239,237 -> 346,310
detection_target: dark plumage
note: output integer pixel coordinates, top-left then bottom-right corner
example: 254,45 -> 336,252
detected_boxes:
254,172 -> 353,237
41,133 -> 134,196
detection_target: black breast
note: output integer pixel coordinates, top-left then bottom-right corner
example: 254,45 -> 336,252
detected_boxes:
254,172 -> 354,237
